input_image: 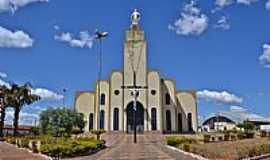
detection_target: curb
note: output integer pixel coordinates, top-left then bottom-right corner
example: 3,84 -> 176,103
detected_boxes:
243,154 -> 270,160
166,145 -> 209,160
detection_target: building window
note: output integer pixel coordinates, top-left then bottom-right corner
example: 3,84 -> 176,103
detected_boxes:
165,93 -> 170,105
166,110 -> 172,131
151,108 -> 157,130
178,113 -> 182,133
113,108 -> 119,131
114,90 -> 120,95
188,113 -> 193,132
100,110 -> 105,129
151,90 -> 156,95
89,113 -> 94,131
100,94 -> 106,105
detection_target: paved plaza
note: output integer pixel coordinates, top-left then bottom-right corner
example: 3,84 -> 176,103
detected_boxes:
67,132 -> 198,160
0,142 -> 47,160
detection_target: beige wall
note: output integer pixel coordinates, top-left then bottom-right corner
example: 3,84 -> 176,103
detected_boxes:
176,91 -> 198,132
162,80 -> 177,132
95,81 -> 110,131
124,29 -> 147,87
75,92 -> 95,132
110,71 -> 124,131
148,71 -> 162,131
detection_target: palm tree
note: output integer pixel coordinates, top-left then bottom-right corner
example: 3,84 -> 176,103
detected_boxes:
9,83 -> 40,136
0,85 -> 9,137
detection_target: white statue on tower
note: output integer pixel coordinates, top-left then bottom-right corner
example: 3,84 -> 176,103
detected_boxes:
131,9 -> 141,26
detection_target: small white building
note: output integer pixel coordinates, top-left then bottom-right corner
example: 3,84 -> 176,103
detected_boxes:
202,108 -> 270,132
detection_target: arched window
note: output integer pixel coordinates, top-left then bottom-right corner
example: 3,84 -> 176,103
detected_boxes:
151,108 -> 157,131
100,94 -> 105,105
113,108 -> 119,131
166,110 -> 172,131
188,113 -> 193,132
178,113 -> 182,133
89,113 -> 94,130
100,110 -> 105,129
165,93 -> 170,105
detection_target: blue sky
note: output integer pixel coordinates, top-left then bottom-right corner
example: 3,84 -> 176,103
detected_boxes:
0,0 -> 270,125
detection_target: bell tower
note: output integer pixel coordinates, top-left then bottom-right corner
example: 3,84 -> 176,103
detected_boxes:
124,9 -> 147,87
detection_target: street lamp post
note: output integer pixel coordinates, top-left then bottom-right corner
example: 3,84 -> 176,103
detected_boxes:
0,88 -> 4,137
95,31 -> 108,129
62,88 -> 67,107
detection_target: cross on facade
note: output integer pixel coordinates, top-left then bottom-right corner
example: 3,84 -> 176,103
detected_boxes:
121,71 -> 147,143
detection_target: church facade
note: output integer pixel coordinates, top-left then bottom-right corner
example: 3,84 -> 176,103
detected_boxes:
75,10 -> 198,134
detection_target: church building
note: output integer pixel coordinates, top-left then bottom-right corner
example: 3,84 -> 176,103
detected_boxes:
75,10 -> 198,134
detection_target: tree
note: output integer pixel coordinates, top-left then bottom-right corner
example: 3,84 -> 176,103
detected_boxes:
237,121 -> 255,133
0,85 -> 9,137
39,108 -> 85,137
8,83 -> 40,136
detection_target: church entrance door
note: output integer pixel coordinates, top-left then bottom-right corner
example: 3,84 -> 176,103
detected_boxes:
126,101 -> 144,133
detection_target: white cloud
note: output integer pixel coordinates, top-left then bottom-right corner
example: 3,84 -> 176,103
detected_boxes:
237,0 -> 258,5
0,0 -> 48,13
259,44 -> 270,67
214,16 -> 230,30
5,108 -> 39,125
0,72 -> 10,87
197,89 -> 243,104
266,0 -> 270,10
0,79 -> 10,87
55,31 -> 95,48
0,26 -> 33,48
54,25 -> 60,30
230,106 -> 247,111
31,88 -> 64,100
215,0 -> 234,8
169,1 -> 208,36
0,72 -> 7,78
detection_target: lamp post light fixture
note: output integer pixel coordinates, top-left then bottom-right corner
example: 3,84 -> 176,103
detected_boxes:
63,88 -> 67,107
95,30 -> 109,129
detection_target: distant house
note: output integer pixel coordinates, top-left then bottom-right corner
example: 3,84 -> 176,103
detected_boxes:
3,125 -> 33,136
202,109 -> 270,132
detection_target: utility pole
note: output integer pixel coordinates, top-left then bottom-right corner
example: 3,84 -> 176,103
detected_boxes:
95,31 -> 108,129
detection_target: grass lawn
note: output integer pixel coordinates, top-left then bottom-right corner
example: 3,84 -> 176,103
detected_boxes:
166,136 -> 270,160
189,138 -> 270,160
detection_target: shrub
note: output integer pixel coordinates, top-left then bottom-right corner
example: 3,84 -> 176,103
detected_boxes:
31,127 -> 40,136
166,136 -> 196,147
6,137 -> 16,144
246,132 -> 255,139
203,134 -> 211,143
224,134 -> 230,141
71,128 -> 83,135
237,132 -> 246,140
230,134 -> 237,141
261,131 -> 268,137
90,129 -> 106,140
21,138 -> 30,148
183,144 -> 191,152
40,138 -> 105,158
0,137 -> 5,141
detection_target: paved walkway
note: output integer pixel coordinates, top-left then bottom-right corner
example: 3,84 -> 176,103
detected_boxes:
0,142 -> 47,160
67,132 -> 198,160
